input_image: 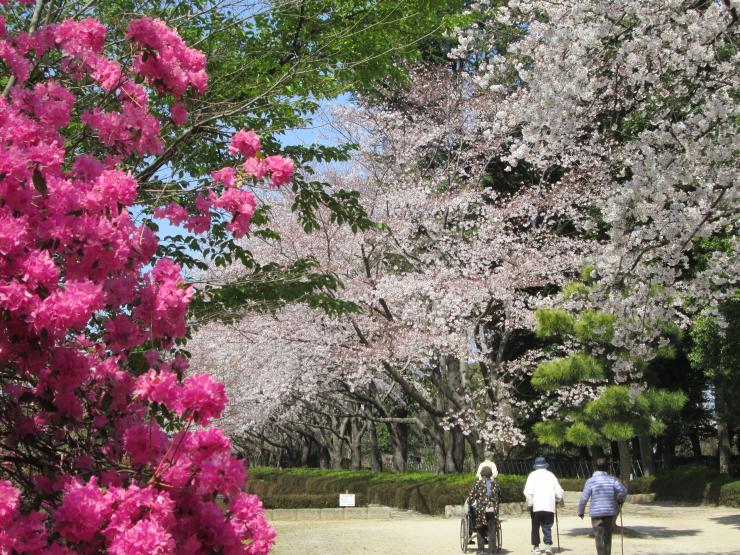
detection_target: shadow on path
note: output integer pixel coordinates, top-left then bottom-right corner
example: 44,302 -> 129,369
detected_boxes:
711,514 -> 740,530
564,525 -> 701,539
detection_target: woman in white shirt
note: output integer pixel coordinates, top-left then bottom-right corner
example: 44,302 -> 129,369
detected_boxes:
523,457 -> 564,554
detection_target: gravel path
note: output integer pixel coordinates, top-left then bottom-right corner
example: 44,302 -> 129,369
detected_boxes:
271,503 -> 740,555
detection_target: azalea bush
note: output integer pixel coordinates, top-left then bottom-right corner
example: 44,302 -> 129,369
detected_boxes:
0,2 -> 293,552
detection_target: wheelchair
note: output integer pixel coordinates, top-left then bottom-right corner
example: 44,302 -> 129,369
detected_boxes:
459,503 -> 502,553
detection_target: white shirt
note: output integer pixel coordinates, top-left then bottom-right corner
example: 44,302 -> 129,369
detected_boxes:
476,459 -> 498,479
523,468 -> 564,513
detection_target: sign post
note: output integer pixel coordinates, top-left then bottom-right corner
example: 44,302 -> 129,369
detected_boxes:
339,492 -> 356,507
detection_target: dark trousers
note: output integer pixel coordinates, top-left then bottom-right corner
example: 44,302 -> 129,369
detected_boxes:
591,515 -> 616,555
476,513 -> 497,553
530,510 -> 554,547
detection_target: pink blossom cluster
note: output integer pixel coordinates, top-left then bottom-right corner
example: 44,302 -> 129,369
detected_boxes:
127,17 -> 208,96
156,129 -> 295,238
134,368 -> 227,425
229,129 -> 296,189
1,474 -> 273,554
0,5 -> 274,553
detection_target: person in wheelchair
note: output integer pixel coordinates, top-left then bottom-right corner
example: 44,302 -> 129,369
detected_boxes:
467,465 -> 500,553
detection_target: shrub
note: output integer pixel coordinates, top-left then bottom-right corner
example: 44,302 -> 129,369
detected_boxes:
719,481 -> 740,508
250,466 -> 739,510
560,478 -> 586,492
248,468 -> 526,515
262,494 -> 367,509
626,475 -> 655,494
650,464 -> 729,504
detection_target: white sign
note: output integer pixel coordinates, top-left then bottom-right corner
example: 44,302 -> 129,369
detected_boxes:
339,493 -> 356,507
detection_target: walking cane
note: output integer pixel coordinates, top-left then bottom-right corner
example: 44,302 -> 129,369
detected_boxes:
619,507 -> 624,555
555,503 -> 560,553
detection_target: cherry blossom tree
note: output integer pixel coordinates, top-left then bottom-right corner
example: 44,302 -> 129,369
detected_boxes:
0,3 -> 294,552
445,0 -> 738,473
452,0 -> 739,373
191,67 -> 603,471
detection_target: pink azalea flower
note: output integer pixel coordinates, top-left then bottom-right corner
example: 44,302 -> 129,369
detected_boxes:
170,102 -> 188,126
123,421 -> 169,467
243,156 -> 267,180
264,154 -> 294,187
179,374 -> 227,424
211,166 -> 237,187
108,519 -> 176,555
55,477 -> 112,544
228,129 -> 261,158
133,369 -> 180,410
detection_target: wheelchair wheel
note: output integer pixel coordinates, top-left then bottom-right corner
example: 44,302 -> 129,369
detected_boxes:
495,518 -> 502,553
459,516 -> 470,553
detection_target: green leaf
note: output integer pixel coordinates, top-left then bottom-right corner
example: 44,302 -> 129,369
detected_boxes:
565,422 -> 602,446
532,353 -> 604,391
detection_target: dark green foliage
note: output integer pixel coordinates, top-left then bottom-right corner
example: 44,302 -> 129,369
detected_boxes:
564,422 -> 602,446
719,481 -> 740,508
625,475 -> 655,495
532,280 -> 686,450
538,385 -> 687,446
262,493 -> 367,509
247,468 -> 668,511
559,477 -> 652,494
574,310 -> 615,343
559,478 -> 586,492
650,465 -> 731,505
531,354 -> 604,390
246,468 -> 527,514
532,421 -> 568,447
535,308 -> 574,338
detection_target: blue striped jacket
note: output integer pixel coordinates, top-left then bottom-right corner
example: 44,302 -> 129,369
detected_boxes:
577,471 -> 628,517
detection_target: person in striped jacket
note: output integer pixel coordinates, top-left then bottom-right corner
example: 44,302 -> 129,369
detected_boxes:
577,458 -> 629,555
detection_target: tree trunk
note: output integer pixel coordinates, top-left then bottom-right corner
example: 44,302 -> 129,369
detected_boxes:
434,437 -> 447,474
466,434 -> 482,467
662,433 -> 676,471
631,437 -> 641,472
442,355 -> 466,473
324,417 -> 350,469
350,419 -> 364,471
617,440 -> 631,483
451,426 -> 466,472
638,433 -> 656,476
716,377 -> 732,475
387,419 -> 408,473
689,430 -> 702,460
319,445 -> 330,469
300,443 -> 311,467
328,442 -> 343,469
445,427 -> 466,473
368,420 -> 382,473
423,421 -> 447,474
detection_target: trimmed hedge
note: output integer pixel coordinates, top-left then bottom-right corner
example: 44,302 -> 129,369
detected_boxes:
560,478 -> 585,491
246,468 -> 526,515
719,481 -> 740,507
261,494 -> 368,509
650,464 -> 727,504
648,464 -> 740,507
247,465 -> 739,513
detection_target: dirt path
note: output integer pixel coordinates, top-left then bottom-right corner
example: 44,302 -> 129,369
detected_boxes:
271,503 -> 740,555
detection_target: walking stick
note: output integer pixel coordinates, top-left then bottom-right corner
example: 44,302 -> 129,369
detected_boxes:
555,503 -> 560,553
619,508 -> 624,555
